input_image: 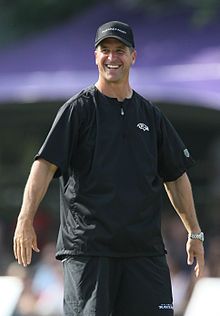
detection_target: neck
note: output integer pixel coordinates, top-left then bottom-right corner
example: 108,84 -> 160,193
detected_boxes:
95,80 -> 133,101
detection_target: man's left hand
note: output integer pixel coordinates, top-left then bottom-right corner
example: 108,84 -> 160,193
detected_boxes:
186,238 -> 205,278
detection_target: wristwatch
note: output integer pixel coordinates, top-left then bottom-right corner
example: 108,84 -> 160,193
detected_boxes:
188,232 -> 204,242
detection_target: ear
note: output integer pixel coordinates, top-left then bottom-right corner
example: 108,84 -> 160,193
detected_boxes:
94,50 -> 98,65
94,50 -> 97,65
131,49 -> 137,65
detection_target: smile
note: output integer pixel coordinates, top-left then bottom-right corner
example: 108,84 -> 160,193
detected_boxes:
105,65 -> 121,69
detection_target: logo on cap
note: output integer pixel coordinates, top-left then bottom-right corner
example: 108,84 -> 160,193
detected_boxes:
102,27 -> 127,35
95,21 -> 135,48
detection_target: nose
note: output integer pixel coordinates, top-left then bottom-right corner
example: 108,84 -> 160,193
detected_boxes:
107,51 -> 117,61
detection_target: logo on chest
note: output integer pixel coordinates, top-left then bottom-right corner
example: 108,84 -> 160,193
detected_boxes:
137,123 -> 150,132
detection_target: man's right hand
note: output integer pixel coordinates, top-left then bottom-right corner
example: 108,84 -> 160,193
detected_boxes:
13,159 -> 57,267
13,217 -> 40,267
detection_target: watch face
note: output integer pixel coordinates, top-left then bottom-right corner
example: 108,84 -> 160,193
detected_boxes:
200,232 -> 204,242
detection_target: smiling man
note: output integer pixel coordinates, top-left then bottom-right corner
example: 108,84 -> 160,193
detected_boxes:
95,21 -> 136,100
95,38 -> 136,89
14,21 -> 204,316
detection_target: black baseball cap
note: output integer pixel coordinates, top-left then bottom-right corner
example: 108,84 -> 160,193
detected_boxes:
95,21 -> 135,48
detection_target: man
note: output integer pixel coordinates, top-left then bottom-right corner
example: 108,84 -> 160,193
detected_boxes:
14,21 -> 204,316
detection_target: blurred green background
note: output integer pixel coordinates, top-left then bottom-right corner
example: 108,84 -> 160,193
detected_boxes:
0,0 -> 219,47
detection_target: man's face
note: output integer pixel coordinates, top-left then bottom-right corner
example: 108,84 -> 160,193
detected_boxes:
95,38 -> 136,84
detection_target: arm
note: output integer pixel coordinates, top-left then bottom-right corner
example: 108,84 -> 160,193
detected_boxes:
164,172 -> 205,278
13,159 -> 58,267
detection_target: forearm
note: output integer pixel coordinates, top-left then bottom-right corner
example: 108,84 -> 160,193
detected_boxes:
164,172 -> 205,277
18,159 -> 57,223
14,159 -> 57,266
164,172 -> 201,233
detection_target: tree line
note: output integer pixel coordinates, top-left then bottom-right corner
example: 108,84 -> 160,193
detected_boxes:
0,0 -> 219,47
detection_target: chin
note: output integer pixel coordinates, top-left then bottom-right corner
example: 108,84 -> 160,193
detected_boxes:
105,76 -> 121,83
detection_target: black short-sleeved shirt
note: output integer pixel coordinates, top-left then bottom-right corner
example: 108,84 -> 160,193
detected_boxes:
36,85 -> 194,260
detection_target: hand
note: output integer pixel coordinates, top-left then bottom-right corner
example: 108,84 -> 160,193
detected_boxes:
186,238 -> 205,278
13,218 -> 40,267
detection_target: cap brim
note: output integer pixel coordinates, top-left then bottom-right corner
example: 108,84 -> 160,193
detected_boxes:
95,35 -> 132,48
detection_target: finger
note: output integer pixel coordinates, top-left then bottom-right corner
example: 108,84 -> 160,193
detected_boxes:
16,242 -> 22,265
194,263 -> 201,278
26,245 -> 32,265
32,237 -> 40,253
187,251 -> 194,265
20,244 -> 28,267
13,239 -> 18,260
195,256 -> 205,278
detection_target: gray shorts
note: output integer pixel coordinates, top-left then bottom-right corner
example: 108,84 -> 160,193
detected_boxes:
62,255 -> 173,316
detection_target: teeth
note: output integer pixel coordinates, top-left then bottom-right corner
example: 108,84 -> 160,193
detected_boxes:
106,65 -> 120,69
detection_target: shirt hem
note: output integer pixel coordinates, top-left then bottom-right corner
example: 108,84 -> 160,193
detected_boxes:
56,249 -> 167,260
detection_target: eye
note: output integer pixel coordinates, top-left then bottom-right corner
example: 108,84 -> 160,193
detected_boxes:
116,49 -> 125,54
101,48 -> 109,54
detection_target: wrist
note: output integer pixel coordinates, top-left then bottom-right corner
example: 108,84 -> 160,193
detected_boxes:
18,213 -> 34,224
188,231 -> 204,242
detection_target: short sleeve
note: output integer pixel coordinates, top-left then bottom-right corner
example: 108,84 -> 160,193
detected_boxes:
35,101 -> 80,178
157,111 -> 195,182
